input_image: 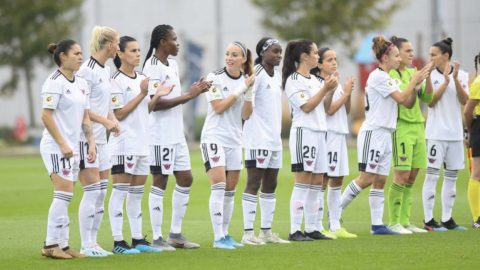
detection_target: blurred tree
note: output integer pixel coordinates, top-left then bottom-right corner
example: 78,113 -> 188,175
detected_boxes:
0,0 -> 84,127
251,0 -> 402,54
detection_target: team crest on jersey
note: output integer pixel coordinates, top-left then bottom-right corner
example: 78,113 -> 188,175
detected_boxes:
400,156 -> 407,162
369,163 -> 377,169
329,166 -> 336,172
81,89 -> 85,95
163,164 -> 171,170
428,158 -> 436,164
211,156 -> 220,163
61,169 -> 71,176
257,157 -> 265,164
153,82 -> 159,89
305,160 -> 313,166
126,162 -> 134,169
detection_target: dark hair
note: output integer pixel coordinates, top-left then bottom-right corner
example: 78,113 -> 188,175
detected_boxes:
281,39 -> 314,88
47,39 -> 77,67
475,51 -> 480,76
432,37 -> 453,60
143,24 -> 174,68
255,37 -> 273,65
372,35 -> 393,61
310,47 -> 331,77
114,36 -> 137,69
233,41 -> 254,76
390,36 -> 408,50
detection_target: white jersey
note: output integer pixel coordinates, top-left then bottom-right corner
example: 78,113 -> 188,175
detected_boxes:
322,77 -> 349,134
361,68 -> 400,132
425,67 -> 469,141
285,72 -> 327,132
201,68 -> 246,148
143,56 -> 185,145
40,70 -> 90,154
109,70 -> 149,156
242,64 -> 282,151
76,57 -> 111,144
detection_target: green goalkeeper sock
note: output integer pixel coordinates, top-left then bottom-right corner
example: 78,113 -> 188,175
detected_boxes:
388,182 -> 405,226
400,183 -> 413,226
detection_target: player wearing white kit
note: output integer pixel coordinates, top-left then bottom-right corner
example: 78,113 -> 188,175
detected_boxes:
340,35 -> 430,235
241,37 -> 290,245
423,38 -> 469,231
310,47 -> 357,239
201,41 -> 255,249
40,40 -> 96,259
282,39 -> 338,241
108,36 -> 174,254
143,25 -> 210,250
75,26 -> 120,256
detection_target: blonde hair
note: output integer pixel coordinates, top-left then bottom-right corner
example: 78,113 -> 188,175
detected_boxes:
90,26 -> 118,55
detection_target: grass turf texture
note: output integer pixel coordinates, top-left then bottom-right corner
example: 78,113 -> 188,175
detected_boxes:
0,148 -> 477,270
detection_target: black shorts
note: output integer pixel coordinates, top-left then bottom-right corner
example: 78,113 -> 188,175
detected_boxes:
471,117 -> 480,157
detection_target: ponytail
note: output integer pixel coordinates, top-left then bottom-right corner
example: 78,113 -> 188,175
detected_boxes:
432,37 -> 453,60
282,39 -> 313,89
254,37 -> 272,65
233,41 -> 253,76
143,24 -> 174,68
47,39 -> 77,67
114,36 -> 137,69
90,26 -> 118,55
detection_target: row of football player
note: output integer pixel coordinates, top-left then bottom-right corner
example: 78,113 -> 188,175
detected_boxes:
38,23 -> 480,258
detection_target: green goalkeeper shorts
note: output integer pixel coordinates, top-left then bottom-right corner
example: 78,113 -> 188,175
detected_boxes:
391,120 -> 427,170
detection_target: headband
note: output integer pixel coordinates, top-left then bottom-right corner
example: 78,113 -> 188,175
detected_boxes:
234,42 -> 247,56
380,44 -> 394,61
262,39 -> 279,52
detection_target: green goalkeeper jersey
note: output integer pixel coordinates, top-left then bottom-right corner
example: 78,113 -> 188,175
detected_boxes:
389,67 -> 433,123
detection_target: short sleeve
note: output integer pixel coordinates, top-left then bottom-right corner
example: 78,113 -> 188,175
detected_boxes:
78,78 -> 91,110
205,73 -> 223,102
110,79 -> 125,110
375,79 -> 399,98
145,65 -> 163,96
76,66 -> 96,90
461,71 -> 470,94
41,79 -> 63,109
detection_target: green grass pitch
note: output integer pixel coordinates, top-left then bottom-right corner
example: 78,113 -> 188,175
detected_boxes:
0,148 -> 478,269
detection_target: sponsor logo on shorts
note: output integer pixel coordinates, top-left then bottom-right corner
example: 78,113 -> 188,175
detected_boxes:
400,156 -> 407,162
305,160 -> 313,166
61,169 -> 71,176
257,157 -> 265,164
428,158 -> 436,164
126,162 -> 134,169
211,156 -> 220,163
369,163 -> 377,169
163,163 -> 172,170
329,166 -> 336,172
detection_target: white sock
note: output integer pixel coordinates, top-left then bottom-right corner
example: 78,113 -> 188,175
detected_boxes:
91,179 -> 108,244
242,193 -> 257,231
259,192 -> 276,230
46,191 -> 72,246
149,186 -> 164,239
223,190 -> 236,236
305,185 -> 321,233
369,189 -> 384,226
441,170 -> 458,222
210,182 -> 226,241
127,185 -> 144,240
423,168 -> 439,222
290,183 -> 308,234
314,187 -> 326,231
327,186 -> 342,232
342,181 -> 363,210
108,183 -> 128,242
171,185 -> 190,234
79,182 -> 101,249
58,216 -> 70,249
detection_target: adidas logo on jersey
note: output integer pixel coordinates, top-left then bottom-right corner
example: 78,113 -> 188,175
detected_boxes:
266,84 -> 271,89
434,80 -> 440,85
152,206 -> 161,212
66,89 -> 72,94
126,87 -> 132,91
223,87 -> 229,91
165,75 -> 170,80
